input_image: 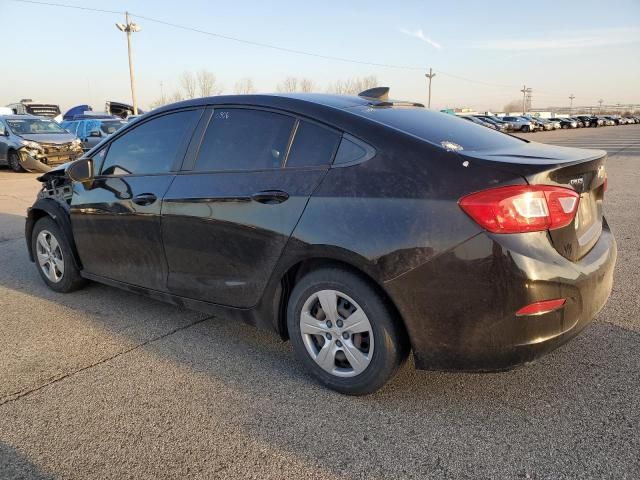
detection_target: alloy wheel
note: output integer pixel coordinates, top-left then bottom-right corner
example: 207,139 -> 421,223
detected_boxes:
299,289 -> 374,377
36,230 -> 65,283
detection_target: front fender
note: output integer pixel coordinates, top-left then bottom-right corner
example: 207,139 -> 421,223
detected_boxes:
25,198 -> 82,270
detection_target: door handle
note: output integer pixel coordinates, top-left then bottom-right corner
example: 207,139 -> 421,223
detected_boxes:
132,193 -> 157,206
251,190 -> 290,204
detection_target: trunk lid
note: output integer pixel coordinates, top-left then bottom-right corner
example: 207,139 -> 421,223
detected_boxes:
462,142 -> 607,261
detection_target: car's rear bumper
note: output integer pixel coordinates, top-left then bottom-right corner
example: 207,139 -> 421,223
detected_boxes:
384,220 -> 617,371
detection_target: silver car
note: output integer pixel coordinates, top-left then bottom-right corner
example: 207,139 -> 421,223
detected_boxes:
501,116 -> 535,132
0,115 -> 82,172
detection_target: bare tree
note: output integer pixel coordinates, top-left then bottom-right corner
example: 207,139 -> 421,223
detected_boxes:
180,71 -> 197,99
503,100 -> 522,113
148,90 -> 184,110
357,75 -> 378,92
234,78 -> 256,94
299,78 -> 315,92
277,77 -> 299,93
327,76 -> 378,95
197,69 -> 222,97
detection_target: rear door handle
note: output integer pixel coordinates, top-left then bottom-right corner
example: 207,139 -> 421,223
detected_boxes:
132,193 -> 157,206
251,190 -> 290,204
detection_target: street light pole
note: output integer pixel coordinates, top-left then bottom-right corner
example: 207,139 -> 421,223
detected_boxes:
598,99 -> 604,114
425,68 -> 436,108
116,12 -> 141,115
569,94 -> 575,114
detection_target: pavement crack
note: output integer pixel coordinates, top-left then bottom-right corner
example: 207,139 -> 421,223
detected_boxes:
0,315 -> 214,407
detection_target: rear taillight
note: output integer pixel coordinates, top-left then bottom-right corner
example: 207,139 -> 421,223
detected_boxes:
459,185 -> 580,234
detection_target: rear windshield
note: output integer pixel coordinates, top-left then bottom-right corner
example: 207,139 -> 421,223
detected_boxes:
350,106 -> 525,152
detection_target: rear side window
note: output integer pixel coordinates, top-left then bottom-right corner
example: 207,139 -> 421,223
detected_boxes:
195,109 -> 294,171
334,137 -> 370,165
351,106 -> 525,152
286,121 -> 340,168
100,110 -> 200,176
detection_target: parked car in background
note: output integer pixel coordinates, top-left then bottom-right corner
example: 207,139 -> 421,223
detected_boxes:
476,116 -> 513,131
24,89 -> 616,394
531,117 -> 554,131
106,101 -> 145,119
577,115 -> 602,127
6,99 -> 61,118
0,115 -> 82,172
599,116 -> 616,126
502,116 -> 535,132
550,117 -> 578,129
473,116 -> 508,132
61,116 -> 127,151
459,115 -> 500,130
567,117 -> 585,128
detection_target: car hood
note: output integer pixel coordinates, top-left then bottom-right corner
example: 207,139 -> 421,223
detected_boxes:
19,133 -> 76,144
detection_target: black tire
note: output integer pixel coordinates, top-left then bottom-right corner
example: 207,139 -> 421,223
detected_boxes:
287,267 -> 409,395
522,125 -> 530,133
8,150 -> 26,173
31,216 -> 86,293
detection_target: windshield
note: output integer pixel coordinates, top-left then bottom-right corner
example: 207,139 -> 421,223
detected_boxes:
100,120 -> 127,135
351,106 -> 525,152
6,118 -> 67,135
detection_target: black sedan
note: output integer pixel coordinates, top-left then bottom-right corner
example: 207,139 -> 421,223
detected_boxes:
25,89 -> 616,395
577,115 -> 602,127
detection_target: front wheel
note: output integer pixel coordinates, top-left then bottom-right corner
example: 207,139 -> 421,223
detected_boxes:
522,126 -> 530,133
287,267 -> 408,395
8,151 -> 25,173
32,217 -> 86,292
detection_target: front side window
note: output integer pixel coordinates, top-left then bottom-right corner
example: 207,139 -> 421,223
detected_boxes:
100,110 -> 200,176
194,109 -> 294,171
285,121 -> 341,168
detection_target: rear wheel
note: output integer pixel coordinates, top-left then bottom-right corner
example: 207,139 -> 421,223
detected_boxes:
32,217 -> 86,292
522,125 -> 531,133
8,150 -> 25,173
287,267 -> 408,395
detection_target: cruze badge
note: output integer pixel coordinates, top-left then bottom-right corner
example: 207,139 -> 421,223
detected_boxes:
570,177 -> 584,187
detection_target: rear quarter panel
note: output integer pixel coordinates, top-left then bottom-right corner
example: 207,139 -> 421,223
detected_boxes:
280,128 -> 525,285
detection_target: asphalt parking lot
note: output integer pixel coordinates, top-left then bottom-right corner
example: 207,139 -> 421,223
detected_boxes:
1,126 -> 639,479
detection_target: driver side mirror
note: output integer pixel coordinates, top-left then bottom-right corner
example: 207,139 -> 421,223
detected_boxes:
89,129 -> 101,138
67,158 -> 94,183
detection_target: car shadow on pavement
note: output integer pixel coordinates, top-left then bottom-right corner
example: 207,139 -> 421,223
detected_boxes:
0,443 -> 54,480
1,214 -> 639,478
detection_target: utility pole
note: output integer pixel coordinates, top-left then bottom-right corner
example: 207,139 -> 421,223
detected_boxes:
116,12 -> 141,115
520,85 -> 532,114
598,99 -> 604,114
425,68 -> 436,108
569,94 -> 575,114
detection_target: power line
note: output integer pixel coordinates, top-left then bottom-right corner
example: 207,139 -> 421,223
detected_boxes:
11,0 -> 121,15
8,0 -> 580,99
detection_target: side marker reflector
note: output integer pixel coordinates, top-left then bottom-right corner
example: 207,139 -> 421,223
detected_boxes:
516,298 -> 566,316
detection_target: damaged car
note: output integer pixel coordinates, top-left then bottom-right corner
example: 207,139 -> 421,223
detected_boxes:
25,90 -> 616,395
0,115 -> 82,172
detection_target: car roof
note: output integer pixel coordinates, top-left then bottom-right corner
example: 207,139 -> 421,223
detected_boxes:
149,92 -> 421,117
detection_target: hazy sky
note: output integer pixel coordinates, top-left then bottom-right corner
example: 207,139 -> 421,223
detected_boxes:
1,0 -> 639,112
